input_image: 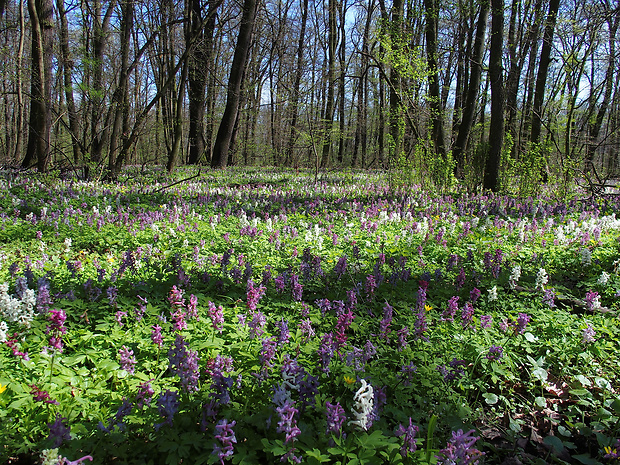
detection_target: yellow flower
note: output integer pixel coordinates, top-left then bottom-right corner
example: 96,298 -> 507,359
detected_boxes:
343,375 -> 355,385
425,304 -> 432,312
0,384 -> 7,394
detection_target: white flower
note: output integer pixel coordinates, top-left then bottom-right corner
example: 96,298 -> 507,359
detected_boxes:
64,237 -> 72,253
40,449 -> 60,465
487,286 -> 498,302
348,378 -> 374,431
535,268 -> 548,290
509,265 -> 521,289
597,271 -> 610,286
581,249 -> 592,266
0,321 -> 7,343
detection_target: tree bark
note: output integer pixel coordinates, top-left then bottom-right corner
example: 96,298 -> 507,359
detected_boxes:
452,0 -> 490,177
424,0 -> 446,158
530,0 -> 560,145
484,0 -> 505,191
57,0 -> 83,164
23,0 -> 54,172
320,0 -> 337,168
211,0 -> 259,168
285,0 -> 309,166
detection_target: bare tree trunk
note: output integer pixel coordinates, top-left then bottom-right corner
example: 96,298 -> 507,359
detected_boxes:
23,0 -> 54,172
285,0 -> 309,166
57,0 -> 83,164
530,0 -> 560,146
484,0 -> 505,191
211,0 -> 259,168
452,0 -> 490,177
14,0 -> 25,162
336,0 -> 348,165
320,0 -> 337,168
424,0 -> 446,158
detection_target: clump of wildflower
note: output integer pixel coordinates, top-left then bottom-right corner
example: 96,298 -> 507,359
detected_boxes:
48,413 -> 71,447
604,439 -> 620,459
0,321 -> 7,343
487,286 -> 497,302
326,401 -> 346,436
542,289 -> 556,308
155,389 -> 179,430
151,325 -> 163,347
30,384 -> 58,404
207,301 -> 224,332
584,290 -> 601,311
395,418 -> 419,458
37,279 -> 53,313
348,379 -> 374,431
514,312 -> 531,334
454,268 -> 466,290
461,302 -> 474,329
581,248 -> 592,266
469,288 -> 481,304
115,310 -> 126,328
365,274 -> 377,300
486,345 -> 503,361
212,419 -> 237,465
136,380 -> 155,408
396,326 -> 409,351
509,265 -> 521,289
246,280 -> 266,311
582,323 -> 596,343
480,315 -> 492,329
442,296 -> 459,322
535,268 -> 548,290
46,308 -> 67,352
598,271 -> 610,287
436,429 -> 484,464
248,310 -> 267,338
168,335 -> 200,392
437,358 -> 467,382
379,301 -> 393,340
298,319 -> 315,342
119,346 -> 137,375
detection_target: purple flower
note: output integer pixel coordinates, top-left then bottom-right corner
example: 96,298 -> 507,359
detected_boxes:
187,294 -> 199,320
246,280 -> 267,310
136,380 -> 155,408
325,401 -> 346,436
584,290 -> 600,311
515,312 -> 530,334
395,418 -> 419,458
365,275 -> 377,300
318,332 -> 336,373
48,413 -> 71,447
461,302 -> 474,329
334,255 -> 347,279
119,346 -> 137,375
480,315 -> 492,329
248,310 -> 267,338
469,288 -> 481,304
442,296 -> 459,321
543,289 -> 556,308
155,389 -> 179,430
276,399 -> 301,444
291,274 -> 303,301
277,319 -> 290,346
298,319 -> 315,342
107,286 -> 118,307
168,335 -> 200,392
213,419 -> 237,465
260,337 -> 278,367
436,429 -> 484,464
151,325 -> 163,347
379,302 -> 393,340
30,384 -> 58,404
437,358 -> 466,382
486,345 -> 503,361
582,323 -> 596,343
208,301 -> 224,332
396,326 -> 409,351
36,280 -> 53,313
115,310 -> 126,328
398,362 -> 417,386
46,309 -> 67,352
454,268 -> 466,290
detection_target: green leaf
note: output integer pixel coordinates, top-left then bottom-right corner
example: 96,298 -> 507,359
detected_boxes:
483,393 -> 498,405
535,396 -> 546,408
572,454 -> 603,465
543,435 -> 565,453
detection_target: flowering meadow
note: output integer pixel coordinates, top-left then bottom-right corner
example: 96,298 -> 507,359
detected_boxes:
2,166 -> 620,465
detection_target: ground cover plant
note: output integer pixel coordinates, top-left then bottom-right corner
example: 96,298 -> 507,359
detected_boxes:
1,166 -> 620,465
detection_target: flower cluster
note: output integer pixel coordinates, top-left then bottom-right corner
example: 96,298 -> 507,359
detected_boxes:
348,379 -> 374,431
212,419 -> 237,465
436,429 -> 484,464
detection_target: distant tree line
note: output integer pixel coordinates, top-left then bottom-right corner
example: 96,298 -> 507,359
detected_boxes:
0,0 -> 618,191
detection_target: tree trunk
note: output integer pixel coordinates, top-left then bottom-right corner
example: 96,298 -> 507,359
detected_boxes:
285,0 -> 309,166
14,0 -> 25,162
23,0 -> 54,172
320,0 -> 337,168
483,0 -> 505,192
452,0 -> 490,177
530,0 -> 560,146
388,0 -> 404,166
211,0 -> 259,168
57,0 -> 83,164
186,0 -> 207,165
424,0 -> 446,158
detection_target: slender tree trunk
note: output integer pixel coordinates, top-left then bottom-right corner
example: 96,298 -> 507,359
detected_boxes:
388,0 -> 404,166
14,0 -> 25,162
187,0 -> 208,165
320,0 -> 337,168
337,0 -> 347,165
57,0 -> 83,164
484,0 -> 505,191
23,0 -> 54,172
530,0 -> 560,145
452,0 -> 490,177
424,0 -> 446,158
211,0 -> 259,168
285,0 -> 309,166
